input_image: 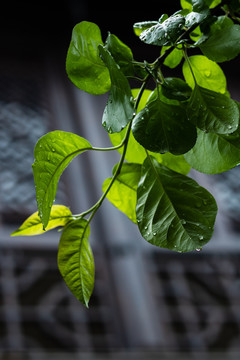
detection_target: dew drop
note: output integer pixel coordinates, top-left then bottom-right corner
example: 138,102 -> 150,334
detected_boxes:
52,148 -> 56,152
204,70 -> 211,78
144,225 -> 148,230
181,219 -> 186,225
199,235 -> 204,240
153,232 -> 157,236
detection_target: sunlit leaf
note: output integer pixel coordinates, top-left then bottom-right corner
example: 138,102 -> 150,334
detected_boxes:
32,131 -> 92,230
11,205 -> 72,236
58,219 -> 94,307
136,157 -> 217,252
182,55 -> 227,93
102,163 -> 141,223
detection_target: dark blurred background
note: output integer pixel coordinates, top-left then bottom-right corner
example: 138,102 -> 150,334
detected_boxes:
1,1 -> 240,359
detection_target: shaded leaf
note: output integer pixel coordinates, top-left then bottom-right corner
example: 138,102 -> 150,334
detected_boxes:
11,205 -> 72,236
161,77 -> 192,101
58,219 -> 94,307
136,157 -> 217,252
185,126 -> 240,174
99,46 -> 134,133
102,163 -> 141,223
132,97 -> 197,155
32,131 -> 92,229
66,21 -> 110,95
200,24 -> 240,62
187,85 -> 239,134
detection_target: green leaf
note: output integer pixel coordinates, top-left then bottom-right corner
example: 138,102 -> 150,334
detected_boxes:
102,163 -> 141,223
99,46 -> 134,133
161,77 -> 192,101
187,85 -> 239,134
66,21 -> 111,95
199,25 -> 240,62
161,46 -> 183,69
133,21 -> 158,37
182,55 -> 227,93
11,205 -> 72,236
32,131 -> 92,230
58,219 -> 94,307
139,14 -> 185,46
185,126 -> 240,174
132,97 -> 197,155
136,157 -> 217,252
105,33 -> 134,76
185,10 -> 209,28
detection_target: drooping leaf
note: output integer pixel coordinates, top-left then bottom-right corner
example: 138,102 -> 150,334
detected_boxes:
187,85 -> 239,134
11,205 -> 72,236
105,33 -> 134,76
136,157 -> 217,252
66,21 -> 111,95
139,14 -> 185,46
58,219 -> 94,307
184,126 -> 240,174
99,45 -> 134,133
32,131 -> 92,229
182,55 -> 227,93
161,77 -> 192,101
102,163 -> 141,223
199,24 -> 240,62
132,97 -> 197,155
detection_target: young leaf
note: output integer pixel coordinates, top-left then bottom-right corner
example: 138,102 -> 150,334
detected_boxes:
199,24 -> 240,62
136,157 -> 217,252
58,219 -> 94,307
11,205 -> 72,236
182,55 -> 227,93
102,163 -> 141,223
32,131 -> 92,230
66,21 -> 111,95
184,127 -> 240,174
139,14 -> 185,46
161,46 -> 183,69
99,46 -> 134,133
132,97 -> 197,155
187,85 -> 239,134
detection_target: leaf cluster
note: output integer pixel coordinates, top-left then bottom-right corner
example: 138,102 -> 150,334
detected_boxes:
12,0 -> 240,307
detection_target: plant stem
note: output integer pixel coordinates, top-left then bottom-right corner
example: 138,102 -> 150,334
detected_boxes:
74,80 -> 149,223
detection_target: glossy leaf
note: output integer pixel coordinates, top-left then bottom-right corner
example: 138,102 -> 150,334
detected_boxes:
11,205 -> 72,236
32,131 -> 92,229
139,14 -> 185,46
99,46 -> 134,133
187,85 -> 239,134
58,219 -> 94,307
133,21 -> 158,37
136,157 -> 217,252
66,21 -> 111,95
102,163 -> 141,223
182,55 -> 227,93
200,25 -> 240,62
161,77 -> 192,101
132,97 -> 197,155
185,127 -> 240,174
105,33 -> 134,76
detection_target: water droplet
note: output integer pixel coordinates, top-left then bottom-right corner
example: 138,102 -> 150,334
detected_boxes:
204,70 -> 211,77
228,125 -> 232,130
199,235 -> 204,240
144,225 -> 148,230
195,201 -> 202,208
52,148 -> 55,152
153,232 -> 157,236
181,219 -> 186,225
203,200 -> 207,205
